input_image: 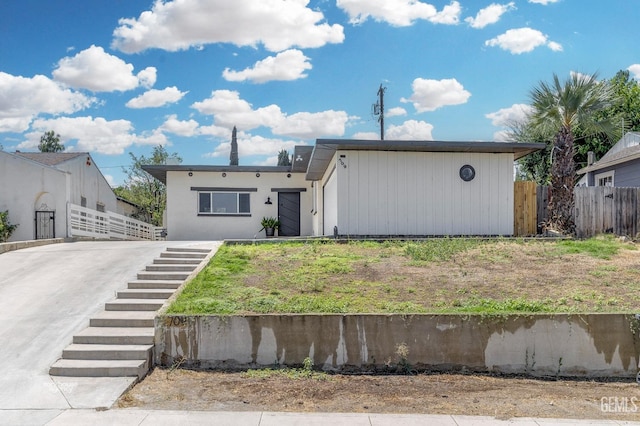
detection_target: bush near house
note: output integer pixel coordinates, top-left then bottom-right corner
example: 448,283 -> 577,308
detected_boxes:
0,210 -> 18,243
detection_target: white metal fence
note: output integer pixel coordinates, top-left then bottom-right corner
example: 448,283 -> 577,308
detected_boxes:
68,203 -> 165,241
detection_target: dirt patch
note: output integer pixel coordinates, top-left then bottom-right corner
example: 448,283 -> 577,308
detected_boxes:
208,239 -> 640,313
118,369 -> 640,420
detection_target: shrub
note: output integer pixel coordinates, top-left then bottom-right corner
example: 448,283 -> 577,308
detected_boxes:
0,210 -> 18,243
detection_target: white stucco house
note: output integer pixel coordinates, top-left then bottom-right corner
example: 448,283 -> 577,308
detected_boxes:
0,151 -> 117,242
144,140 -> 543,240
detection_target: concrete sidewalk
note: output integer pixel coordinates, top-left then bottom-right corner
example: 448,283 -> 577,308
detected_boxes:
6,409 -> 640,425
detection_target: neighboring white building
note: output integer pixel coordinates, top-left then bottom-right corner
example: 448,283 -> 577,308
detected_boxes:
0,151 -> 117,242
144,140 -> 543,240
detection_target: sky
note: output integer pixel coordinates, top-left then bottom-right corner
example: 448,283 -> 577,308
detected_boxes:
1,0 -> 639,187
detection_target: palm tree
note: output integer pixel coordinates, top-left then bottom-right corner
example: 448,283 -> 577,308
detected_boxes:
528,72 -> 617,234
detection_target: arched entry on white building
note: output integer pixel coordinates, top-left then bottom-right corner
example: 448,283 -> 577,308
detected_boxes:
34,192 -> 56,239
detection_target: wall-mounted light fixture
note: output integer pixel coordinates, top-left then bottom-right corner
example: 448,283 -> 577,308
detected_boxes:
188,171 -> 193,177
86,157 -> 92,166
287,173 -> 291,178
222,172 -> 227,177
265,197 -> 272,205
256,172 -> 261,177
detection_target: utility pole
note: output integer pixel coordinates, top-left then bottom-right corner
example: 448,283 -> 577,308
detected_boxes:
372,84 -> 386,140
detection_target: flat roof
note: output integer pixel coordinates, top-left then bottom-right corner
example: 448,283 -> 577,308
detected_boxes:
305,139 -> 546,180
142,165 -> 292,184
142,140 -> 545,184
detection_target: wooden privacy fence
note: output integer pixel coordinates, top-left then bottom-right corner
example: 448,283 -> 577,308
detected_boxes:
514,181 -> 537,236
574,187 -> 640,238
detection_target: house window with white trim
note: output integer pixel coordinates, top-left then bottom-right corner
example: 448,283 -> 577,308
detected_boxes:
198,192 -> 251,215
595,171 -> 614,187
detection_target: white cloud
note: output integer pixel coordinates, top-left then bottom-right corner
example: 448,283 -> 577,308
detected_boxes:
52,45 -> 157,92
126,87 -> 187,109
337,0 -> 461,26
493,130 -> 512,141
192,90 -> 349,138
21,116 -> 135,154
192,90 -> 282,130
528,0 -> 559,4
486,103 -> 533,127
547,41 -> 563,52
351,131 -> 379,139
627,64 -> 640,80
112,0 -> 344,53
0,72 -> 95,133
386,120 -> 434,139
159,115 -> 200,136
207,132 -> 302,160
103,174 -> 116,187
137,67 -> 158,88
485,27 -> 562,54
386,107 -> 407,117
272,110 -> 349,138
198,123 -> 231,138
401,78 -> 471,112
465,2 -> 515,29
222,49 -> 312,83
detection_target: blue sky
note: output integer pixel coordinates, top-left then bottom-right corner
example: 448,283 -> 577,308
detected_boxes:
1,0 -> 638,186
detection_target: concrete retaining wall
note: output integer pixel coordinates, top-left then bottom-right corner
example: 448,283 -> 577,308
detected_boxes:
0,238 -> 65,254
155,314 -> 640,378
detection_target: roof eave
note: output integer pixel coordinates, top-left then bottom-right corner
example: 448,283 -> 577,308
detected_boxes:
305,140 -> 545,180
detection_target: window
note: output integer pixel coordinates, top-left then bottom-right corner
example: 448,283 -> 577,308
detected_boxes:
595,171 -> 614,187
96,203 -> 105,213
198,192 -> 250,215
80,196 -> 87,207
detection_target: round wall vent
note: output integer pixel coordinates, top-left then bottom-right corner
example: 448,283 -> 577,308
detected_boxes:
459,165 -> 475,182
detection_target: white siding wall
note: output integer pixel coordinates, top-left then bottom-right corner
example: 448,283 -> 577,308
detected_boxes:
0,152 -> 68,241
55,156 -> 117,212
322,166 -> 338,236
334,150 -> 514,236
166,170 -> 312,240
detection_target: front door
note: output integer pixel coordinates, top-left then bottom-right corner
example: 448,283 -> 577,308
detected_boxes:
35,210 -> 55,240
278,192 -> 300,237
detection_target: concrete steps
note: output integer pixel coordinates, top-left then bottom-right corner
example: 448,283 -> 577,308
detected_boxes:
90,311 -> 155,327
73,327 -> 155,345
49,359 -> 148,378
63,344 -> 154,360
117,288 -> 176,299
105,299 -> 165,311
153,257 -> 201,265
137,271 -> 191,281
127,280 -> 183,289
49,245 -> 213,379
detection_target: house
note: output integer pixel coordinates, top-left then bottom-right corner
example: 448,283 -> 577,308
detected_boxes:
144,140 -> 543,240
0,151 -> 117,242
577,132 -> 640,187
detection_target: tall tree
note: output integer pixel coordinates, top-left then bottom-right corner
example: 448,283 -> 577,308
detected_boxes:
277,149 -> 291,166
516,70 -> 639,183
38,130 -> 64,152
113,145 -> 181,226
229,126 -> 239,166
527,72 -> 617,234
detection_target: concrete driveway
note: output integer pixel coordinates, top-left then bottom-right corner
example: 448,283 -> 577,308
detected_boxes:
0,240 -> 215,422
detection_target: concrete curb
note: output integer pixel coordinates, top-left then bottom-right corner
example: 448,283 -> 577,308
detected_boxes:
0,237 -> 67,254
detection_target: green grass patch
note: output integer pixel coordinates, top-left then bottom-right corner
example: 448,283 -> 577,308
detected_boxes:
403,238 -> 485,262
551,235 -> 634,260
243,357 -> 329,381
168,236 -> 638,315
